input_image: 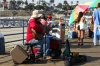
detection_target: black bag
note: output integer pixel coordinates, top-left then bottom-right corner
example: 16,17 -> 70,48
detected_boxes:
77,25 -> 80,30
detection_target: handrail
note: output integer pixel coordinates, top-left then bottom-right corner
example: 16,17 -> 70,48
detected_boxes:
4,32 -> 26,36
0,18 -> 28,45
0,19 -> 28,21
5,39 -> 26,43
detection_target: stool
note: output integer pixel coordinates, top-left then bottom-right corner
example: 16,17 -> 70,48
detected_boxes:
25,43 -> 38,55
24,43 -> 39,62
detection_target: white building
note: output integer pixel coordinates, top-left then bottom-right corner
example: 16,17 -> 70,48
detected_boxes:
19,3 -> 26,8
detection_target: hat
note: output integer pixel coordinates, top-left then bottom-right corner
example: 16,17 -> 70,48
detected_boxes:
47,15 -> 52,20
31,10 -> 42,18
38,14 -> 42,17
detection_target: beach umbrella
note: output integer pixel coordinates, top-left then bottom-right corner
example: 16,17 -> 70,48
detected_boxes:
68,0 -> 100,26
68,5 -> 89,26
89,0 -> 100,8
80,1 -> 92,5
68,1 -> 95,26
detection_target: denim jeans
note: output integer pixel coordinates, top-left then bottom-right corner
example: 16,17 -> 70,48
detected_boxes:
93,24 -> 100,45
28,37 -> 50,57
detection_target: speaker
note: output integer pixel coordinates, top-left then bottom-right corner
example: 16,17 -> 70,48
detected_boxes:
10,45 -> 28,64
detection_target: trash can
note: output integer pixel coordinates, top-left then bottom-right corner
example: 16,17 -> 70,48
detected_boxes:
0,33 -> 5,54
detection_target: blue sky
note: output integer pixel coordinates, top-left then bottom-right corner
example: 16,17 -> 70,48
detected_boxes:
30,0 -> 94,5
45,0 -> 93,5
1,0 -> 93,5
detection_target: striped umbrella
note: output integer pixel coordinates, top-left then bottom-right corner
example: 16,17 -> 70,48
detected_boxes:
89,0 -> 100,8
80,1 -> 92,5
68,0 -> 98,26
68,5 -> 89,26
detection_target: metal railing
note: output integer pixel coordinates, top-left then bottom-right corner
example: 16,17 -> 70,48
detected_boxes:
0,18 -> 28,46
4,32 -> 26,43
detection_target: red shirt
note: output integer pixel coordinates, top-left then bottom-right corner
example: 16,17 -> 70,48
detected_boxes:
26,18 -> 43,42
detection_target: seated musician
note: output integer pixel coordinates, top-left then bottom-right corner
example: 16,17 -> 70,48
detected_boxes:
26,10 -> 52,59
40,14 -> 55,35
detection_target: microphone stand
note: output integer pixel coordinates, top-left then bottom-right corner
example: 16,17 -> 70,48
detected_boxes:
43,25 -> 47,59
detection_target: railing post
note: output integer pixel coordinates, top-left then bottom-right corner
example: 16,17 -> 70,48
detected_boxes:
0,33 -> 5,54
22,19 -> 24,45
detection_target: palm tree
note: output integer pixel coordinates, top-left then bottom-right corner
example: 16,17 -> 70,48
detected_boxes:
71,1 -> 73,5
17,1 -> 22,5
57,3 -> 62,9
53,4 -> 55,6
63,0 -> 69,10
9,0 -> 16,10
63,0 -> 70,16
71,1 -> 73,10
42,1 -> 46,11
63,0 -> 69,7
42,1 -> 46,6
50,0 -> 54,10
25,0 -> 28,5
76,1 -> 79,5
50,0 -> 54,6
64,0 -> 67,4
10,0 -> 13,9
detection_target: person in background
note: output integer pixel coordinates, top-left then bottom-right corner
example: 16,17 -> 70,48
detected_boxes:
40,14 -> 48,26
47,14 -> 55,28
76,12 -> 86,46
92,3 -> 100,46
26,10 -> 51,59
40,14 -> 51,34
91,16 -> 94,31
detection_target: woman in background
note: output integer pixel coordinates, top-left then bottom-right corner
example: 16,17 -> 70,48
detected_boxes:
76,12 -> 86,45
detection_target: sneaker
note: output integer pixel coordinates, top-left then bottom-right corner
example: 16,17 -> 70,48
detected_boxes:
78,44 -> 80,46
46,56 -> 52,60
81,44 -> 83,46
94,45 -> 99,46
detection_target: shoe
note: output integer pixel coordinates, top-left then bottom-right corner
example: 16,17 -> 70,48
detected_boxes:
46,56 -> 52,60
81,44 -> 83,46
94,45 -> 99,46
78,44 -> 80,46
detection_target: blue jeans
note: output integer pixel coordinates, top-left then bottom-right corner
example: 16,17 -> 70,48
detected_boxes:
28,37 -> 50,57
93,24 -> 100,45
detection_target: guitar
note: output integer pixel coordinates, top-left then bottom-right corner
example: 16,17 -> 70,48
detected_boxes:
32,29 -> 44,40
32,25 -> 51,40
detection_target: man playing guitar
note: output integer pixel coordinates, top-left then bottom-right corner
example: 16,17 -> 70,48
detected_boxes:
26,10 -> 51,59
